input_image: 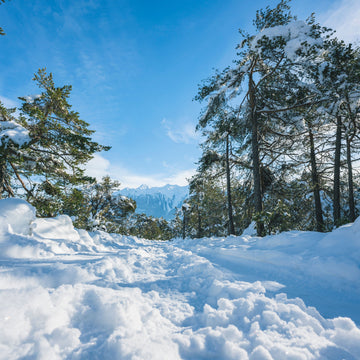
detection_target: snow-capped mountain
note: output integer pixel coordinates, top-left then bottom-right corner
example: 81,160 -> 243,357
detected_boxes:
120,184 -> 188,220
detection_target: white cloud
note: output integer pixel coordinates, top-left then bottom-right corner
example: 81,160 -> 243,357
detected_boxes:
112,165 -> 196,188
112,166 -> 166,189
320,0 -> 360,44
161,118 -> 199,144
0,96 -> 19,108
86,153 -> 194,188
85,153 -> 111,180
164,169 -> 196,186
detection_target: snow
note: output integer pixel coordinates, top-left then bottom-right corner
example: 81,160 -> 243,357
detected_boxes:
0,198 -> 36,235
241,221 -> 257,236
23,94 -> 42,104
251,21 -> 322,61
0,120 -> 30,148
121,184 -> 188,205
120,184 -> 188,220
0,198 -> 360,359
31,215 -> 81,242
182,203 -> 191,211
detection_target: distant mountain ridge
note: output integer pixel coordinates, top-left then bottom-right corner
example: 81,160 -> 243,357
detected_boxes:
120,184 -> 189,220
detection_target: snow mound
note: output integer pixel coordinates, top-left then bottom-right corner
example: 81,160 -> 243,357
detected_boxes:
31,215 -> 81,242
0,199 -> 98,258
0,198 -> 36,236
241,221 -> 257,237
317,217 -> 360,259
176,282 -> 360,360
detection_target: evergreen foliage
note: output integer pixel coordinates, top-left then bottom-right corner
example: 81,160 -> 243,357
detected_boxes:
0,103 -> 29,198
0,69 -> 110,215
189,0 -> 360,237
69,176 -> 136,232
128,213 -> 173,240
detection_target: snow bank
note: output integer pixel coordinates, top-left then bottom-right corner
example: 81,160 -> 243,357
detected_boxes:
0,199 -> 359,359
0,198 -> 36,236
317,217 -> 360,259
0,199 -> 99,258
31,215 -> 81,242
176,222 -> 360,295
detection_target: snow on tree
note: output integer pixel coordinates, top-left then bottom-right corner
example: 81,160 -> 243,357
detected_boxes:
196,0 -> 331,235
0,103 -> 30,198
0,69 -> 110,219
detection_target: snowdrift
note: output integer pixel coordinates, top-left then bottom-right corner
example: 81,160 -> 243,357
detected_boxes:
0,198 -> 359,360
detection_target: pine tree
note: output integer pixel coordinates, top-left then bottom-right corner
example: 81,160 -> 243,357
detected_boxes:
129,213 -> 173,240
196,0 -> 328,235
186,173 -> 229,237
16,69 -> 110,215
196,108 -> 240,235
312,39 -> 360,224
0,102 -> 30,198
59,176 -> 138,233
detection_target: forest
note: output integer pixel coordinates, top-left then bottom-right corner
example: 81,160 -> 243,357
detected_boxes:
1,0 -> 360,239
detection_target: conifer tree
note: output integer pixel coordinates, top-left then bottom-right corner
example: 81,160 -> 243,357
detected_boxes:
186,172 -> 229,237
16,69 -> 110,215
313,39 -> 360,224
129,213 -> 173,240
77,176 -> 136,232
0,103 -> 30,198
196,108 -> 239,235
196,0 -> 328,235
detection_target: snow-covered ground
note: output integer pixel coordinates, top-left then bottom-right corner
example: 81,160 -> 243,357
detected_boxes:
0,198 -> 359,359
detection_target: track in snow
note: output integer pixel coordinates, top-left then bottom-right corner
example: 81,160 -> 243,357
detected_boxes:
1,227 -> 360,360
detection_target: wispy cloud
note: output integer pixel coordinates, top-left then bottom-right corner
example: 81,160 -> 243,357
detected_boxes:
85,153 -> 111,180
161,118 -> 199,144
111,165 -> 166,189
164,169 -> 196,186
0,96 -> 19,108
86,153 -> 194,188
320,0 -> 360,44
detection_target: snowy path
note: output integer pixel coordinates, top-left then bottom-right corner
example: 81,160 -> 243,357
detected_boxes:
1,199 -> 360,359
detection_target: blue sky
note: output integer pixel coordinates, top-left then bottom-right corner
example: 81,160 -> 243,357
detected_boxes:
1,0 -> 359,188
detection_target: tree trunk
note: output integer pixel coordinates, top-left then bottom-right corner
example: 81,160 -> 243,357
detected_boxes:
0,154 -> 7,199
249,71 -> 264,236
182,208 -> 187,239
333,115 -> 342,226
196,204 -> 202,238
226,134 -> 235,235
346,135 -> 356,222
309,126 -> 324,232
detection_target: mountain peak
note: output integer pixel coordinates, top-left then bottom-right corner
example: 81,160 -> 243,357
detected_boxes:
138,184 -> 149,190
120,184 -> 189,220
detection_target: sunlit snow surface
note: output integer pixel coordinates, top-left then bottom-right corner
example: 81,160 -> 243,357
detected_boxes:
0,198 -> 360,359
0,121 -> 30,148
